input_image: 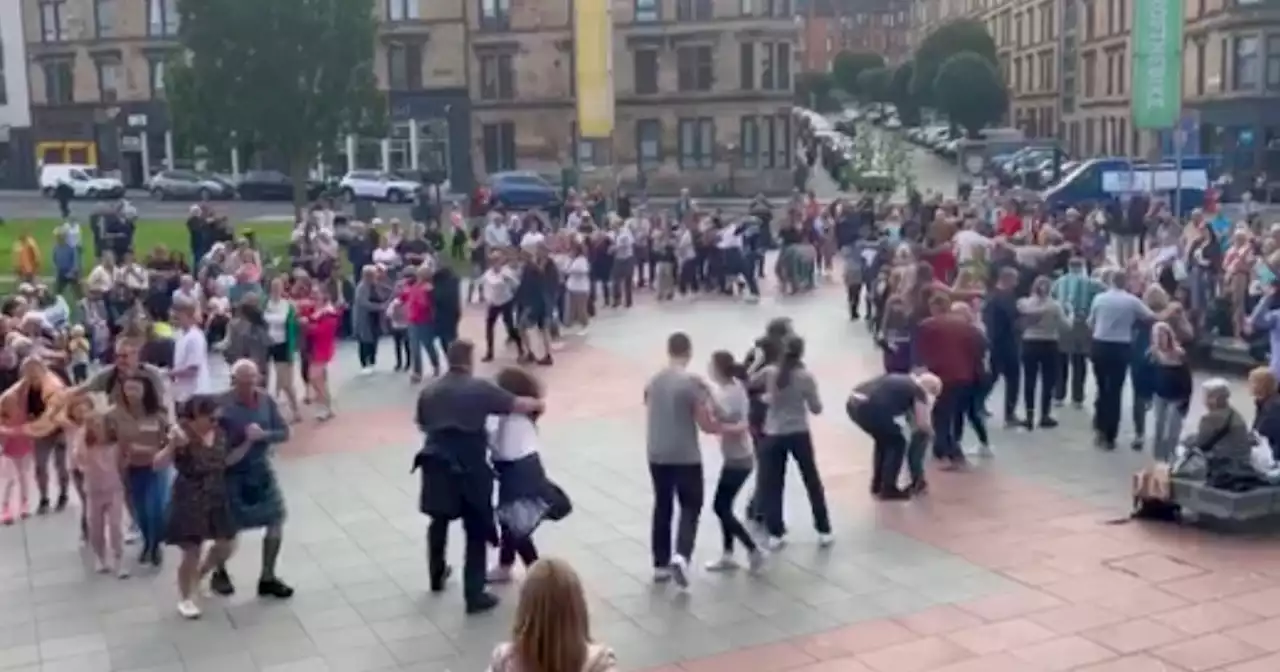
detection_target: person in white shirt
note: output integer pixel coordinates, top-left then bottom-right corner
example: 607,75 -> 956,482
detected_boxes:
564,242 -> 592,334
56,220 -> 82,250
86,252 -> 117,295
611,222 -> 636,308
486,367 -> 558,583
170,301 -> 211,403
118,253 -> 149,294
480,253 -> 524,361
716,220 -> 760,300
372,236 -> 401,270
484,216 -> 511,250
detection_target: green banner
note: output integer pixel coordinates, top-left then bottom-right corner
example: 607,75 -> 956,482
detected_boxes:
1130,0 -> 1184,130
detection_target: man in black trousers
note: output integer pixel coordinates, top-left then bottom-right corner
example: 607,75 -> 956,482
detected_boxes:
412,339 -> 543,614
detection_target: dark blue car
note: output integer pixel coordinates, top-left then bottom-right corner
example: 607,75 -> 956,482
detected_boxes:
488,171 -> 561,211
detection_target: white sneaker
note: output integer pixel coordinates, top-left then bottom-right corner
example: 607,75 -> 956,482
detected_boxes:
125,528 -> 140,545
747,549 -> 768,574
653,567 -> 672,583
978,443 -> 995,458
93,557 -> 109,574
360,367 -> 373,376
177,599 -> 202,620
669,555 -> 691,589
486,565 -> 513,584
704,555 -> 740,572
764,536 -> 787,552
817,533 -> 835,548
116,563 -> 130,579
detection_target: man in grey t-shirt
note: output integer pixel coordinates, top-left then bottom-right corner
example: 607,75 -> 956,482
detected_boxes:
644,332 -> 719,589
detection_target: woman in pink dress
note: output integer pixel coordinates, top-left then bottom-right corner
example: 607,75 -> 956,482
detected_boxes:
302,290 -> 343,421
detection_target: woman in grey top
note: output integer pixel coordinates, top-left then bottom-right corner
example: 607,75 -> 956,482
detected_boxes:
1017,275 -> 1068,430
749,337 -> 831,550
705,352 -> 765,573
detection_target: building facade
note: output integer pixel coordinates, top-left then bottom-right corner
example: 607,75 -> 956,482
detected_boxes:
1,1 -> 34,188
799,0 -> 912,73
17,0 -> 799,195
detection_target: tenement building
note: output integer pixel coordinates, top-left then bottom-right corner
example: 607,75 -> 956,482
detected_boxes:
0,1 -> 33,188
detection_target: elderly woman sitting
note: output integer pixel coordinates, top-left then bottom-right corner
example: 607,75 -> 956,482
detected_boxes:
1183,378 -> 1255,478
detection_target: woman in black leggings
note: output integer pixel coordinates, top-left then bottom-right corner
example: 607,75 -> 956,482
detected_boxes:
704,351 -> 766,573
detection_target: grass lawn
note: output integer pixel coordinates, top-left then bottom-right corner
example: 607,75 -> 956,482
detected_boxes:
0,218 -> 297,279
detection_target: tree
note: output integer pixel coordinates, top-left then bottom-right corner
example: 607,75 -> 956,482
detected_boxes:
167,0 -> 386,208
832,51 -> 887,98
932,52 -> 1009,137
795,71 -> 840,112
910,18 -> 998,108
888,61 -> 922,126
856,67 -> 891,103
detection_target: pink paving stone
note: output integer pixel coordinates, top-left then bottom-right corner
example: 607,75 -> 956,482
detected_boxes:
998,563 -> 1074,588
944,619 -> 1058,656
1222,617 -> 1280,653
1089,586 -> 1190,617
1149,601 -> 1262,636
957,588 -> 1066,621
1225,586 -> 1280,618
1074,654 -> 1189,672
1149,633 -> 1265,672
1079,618 -> 1184,655
797,620 -> 919,659
789,659 -> 875,672
1026,603 -> 1128,636
893,606 -> 986,637
856,636 -> 974,672
679,642 -> 817,672
1105,553 -> 1208,583
1224,652 -> 1280,672
929,652 -> 1045,672
1008,635 -> 1118,671
1158,571 -> 1276,603
1039,570 -> 1152,603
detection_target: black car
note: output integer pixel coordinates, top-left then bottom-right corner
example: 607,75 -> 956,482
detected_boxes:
236,170 -> 328,201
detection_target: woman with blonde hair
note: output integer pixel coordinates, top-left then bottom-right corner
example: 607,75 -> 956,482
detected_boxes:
488,558 -> 617,672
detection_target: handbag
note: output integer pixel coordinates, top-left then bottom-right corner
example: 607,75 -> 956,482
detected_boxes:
1171,414 -> 1234,479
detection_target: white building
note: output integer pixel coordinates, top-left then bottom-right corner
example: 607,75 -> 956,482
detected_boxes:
0,0 -> 33,187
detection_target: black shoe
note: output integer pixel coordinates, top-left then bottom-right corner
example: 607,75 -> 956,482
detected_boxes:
138,548 -> 152,565
1004,416 -> 1023,429
257,577 -> 295,599
36,499 -> 50,515
1039,417 -> 1059,429
908,480 -> 929,496
465,592 -> 500,615
55,493 -> 69,512
876,487 -> 911,501
430,564 -> 453,593
150,547 -> 163,567
482,354 -> 494,362
536,355 -> 553,366
210,569 -> 235,596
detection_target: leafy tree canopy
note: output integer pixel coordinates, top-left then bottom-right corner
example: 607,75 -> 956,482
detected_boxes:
167,0 -> 386,203
832,51 -> 886,97
887,61 -> 921,126
932,51 -> 1009,137
856,67 -> 892,102
911,19 -> 997,107
795,71 -> 840,112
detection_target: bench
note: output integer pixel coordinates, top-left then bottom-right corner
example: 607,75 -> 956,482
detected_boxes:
1170,478 -> 1280,529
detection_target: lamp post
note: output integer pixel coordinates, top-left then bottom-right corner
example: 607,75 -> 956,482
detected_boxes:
726,142 -> 737,196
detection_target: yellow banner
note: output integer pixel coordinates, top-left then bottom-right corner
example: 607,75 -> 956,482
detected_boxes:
574,0 -> 614,139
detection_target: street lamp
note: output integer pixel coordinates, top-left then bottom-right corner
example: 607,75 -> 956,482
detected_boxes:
726,142 -> 738,196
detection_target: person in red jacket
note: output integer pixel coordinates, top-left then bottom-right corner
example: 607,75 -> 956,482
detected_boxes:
997,202 -> 1023,238
303,290 -> 343,420
915,294 -> 986,469
401,266 -> 441,381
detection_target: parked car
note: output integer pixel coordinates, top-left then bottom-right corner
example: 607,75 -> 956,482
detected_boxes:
38,164 -> 126,199
338,170 -> 421,203
236,170 -> 328,201
147,170 -> 236,201
487,171 -> 562,211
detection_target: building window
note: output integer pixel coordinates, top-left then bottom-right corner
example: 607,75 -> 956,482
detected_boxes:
761,42 -> 791,90
1267,36 -> 1280,90
96,60 -> 120,103
387,43 -> 423,90
43,60 -> 74,105
94,0 -> 116,37
740,116 -> 760,168
763,0 -> 790,16
677,0 -> 713,21
1082,51 -> 1096,97
479,0 -> 510,30
41,2 -> 68,42
479,53 -> 515,100
1196,39 -> 1207,95
148,58 -> 167,98
676,46 -> 713,91
1083,0 -> 1094,40
385,0 -> 420,20
634,0 -> 659,22
482,122 -> 516,173
740,0 -> 754,16
636,119 -> 662,170
740,43 -> 755,90
634,49 -> 658,94
677,117 -> 714,169
148,0 -> 180,36
1234,35 -> 1260,90
571,124 -> 602,169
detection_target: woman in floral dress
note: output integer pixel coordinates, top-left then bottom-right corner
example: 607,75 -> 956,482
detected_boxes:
158,394 -> 238,620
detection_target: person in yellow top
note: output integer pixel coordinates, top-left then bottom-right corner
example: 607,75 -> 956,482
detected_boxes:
13,229 -> 41,282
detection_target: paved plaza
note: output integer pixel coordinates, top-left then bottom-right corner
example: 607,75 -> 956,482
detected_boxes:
3,281 -> 1280,672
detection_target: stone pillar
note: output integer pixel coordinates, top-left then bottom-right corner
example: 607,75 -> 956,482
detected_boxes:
230,147 -> 241,179
163,131 -> 175,170
345,135 -> 357,172
139,133 -> 151,183
380,138 -> 391,172
409,119 -> 420,170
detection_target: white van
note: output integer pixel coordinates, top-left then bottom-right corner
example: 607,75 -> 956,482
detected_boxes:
39,164 -> 126,199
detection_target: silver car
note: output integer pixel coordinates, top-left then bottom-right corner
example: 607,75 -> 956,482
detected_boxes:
148,170 -> 236,201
